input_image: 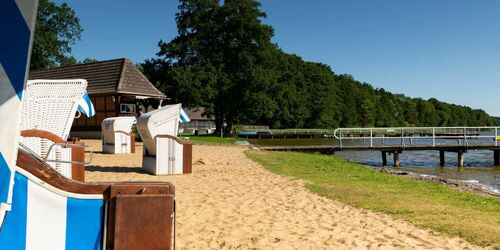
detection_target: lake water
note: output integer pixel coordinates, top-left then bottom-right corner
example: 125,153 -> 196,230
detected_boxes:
250,138 -> 500,192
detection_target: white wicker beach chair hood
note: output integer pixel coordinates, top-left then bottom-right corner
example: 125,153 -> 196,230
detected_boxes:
137,104 -> 181,156
136,104 -> 192,175
19,79 -> 87,178
101,116 -> 137,154
20,79 -> 87,141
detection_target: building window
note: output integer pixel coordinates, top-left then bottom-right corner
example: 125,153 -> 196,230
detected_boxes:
120,103 -> 136,114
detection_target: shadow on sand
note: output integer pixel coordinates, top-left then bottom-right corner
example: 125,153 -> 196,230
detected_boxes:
86,165 -> 145,174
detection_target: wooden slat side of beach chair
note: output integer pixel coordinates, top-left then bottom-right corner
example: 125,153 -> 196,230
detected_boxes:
20,129 -> 86,181
137,104 -> 192,175
102,117 -> 137,154
4,148 -> 176,250
19,79 -> 87,180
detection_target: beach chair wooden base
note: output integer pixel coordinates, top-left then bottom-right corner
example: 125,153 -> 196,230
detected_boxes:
14,149 -> 176,250
102,132 -> 135,154
142,135 -> 192,175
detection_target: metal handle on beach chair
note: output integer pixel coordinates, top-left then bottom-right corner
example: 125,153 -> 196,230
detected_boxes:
44,143 -> 94,165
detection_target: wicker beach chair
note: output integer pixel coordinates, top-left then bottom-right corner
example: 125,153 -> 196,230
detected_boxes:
19,79 -> 88,180
102,116 -> 137,154
137,104 -> 192,175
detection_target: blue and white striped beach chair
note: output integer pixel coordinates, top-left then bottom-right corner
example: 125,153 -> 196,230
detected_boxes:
0,1 -> 176,249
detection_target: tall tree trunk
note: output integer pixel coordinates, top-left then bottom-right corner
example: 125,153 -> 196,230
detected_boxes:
215,92 -> 224,137
215,114 -> 224,137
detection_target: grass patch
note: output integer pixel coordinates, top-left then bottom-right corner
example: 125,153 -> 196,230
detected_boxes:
246,150 -> 500,248
180,134 -> 239,145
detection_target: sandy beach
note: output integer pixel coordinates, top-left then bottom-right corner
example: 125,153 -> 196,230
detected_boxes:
84,140 -> 480,249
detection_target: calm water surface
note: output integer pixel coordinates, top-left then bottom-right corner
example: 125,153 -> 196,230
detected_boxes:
251,138 -> 500,192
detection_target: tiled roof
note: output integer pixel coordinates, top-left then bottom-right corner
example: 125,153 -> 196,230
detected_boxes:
29,58 -> 166,98
186,107 -> 213,121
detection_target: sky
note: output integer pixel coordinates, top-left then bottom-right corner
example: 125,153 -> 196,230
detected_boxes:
55,0 -> 500,116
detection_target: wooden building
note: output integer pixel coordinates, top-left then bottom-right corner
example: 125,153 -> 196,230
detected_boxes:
29,58 -> 166,137
180,107 -> 216,134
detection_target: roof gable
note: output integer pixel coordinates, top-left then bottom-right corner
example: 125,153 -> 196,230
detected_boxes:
187,107 -> 213,121
117,59 -> 165,97
28,58 -> 166,98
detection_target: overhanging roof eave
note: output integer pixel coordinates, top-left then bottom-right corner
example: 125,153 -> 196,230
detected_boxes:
116,91 -> 167,99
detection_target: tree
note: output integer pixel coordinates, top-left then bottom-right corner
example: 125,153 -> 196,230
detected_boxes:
145,0 -> 274,134
30,0 -> 82,70
79,58 -> 98,64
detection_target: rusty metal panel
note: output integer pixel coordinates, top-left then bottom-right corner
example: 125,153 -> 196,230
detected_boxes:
106,184 -> 175,249
183,143 -> 192,174
71,141 -> 85,182
113,194 -> 174,250
130,134 -> 136,153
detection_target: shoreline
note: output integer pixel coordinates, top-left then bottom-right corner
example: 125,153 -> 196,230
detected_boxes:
328,153 -> 500,198
379,167 -> 500,198
322,150 -> 500,198
253,142 -> 499,197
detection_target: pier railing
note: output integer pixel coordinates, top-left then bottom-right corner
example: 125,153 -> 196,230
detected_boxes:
239,128 -> 336,135
333,127 -> 500,149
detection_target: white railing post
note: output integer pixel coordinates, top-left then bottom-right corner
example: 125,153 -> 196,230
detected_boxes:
370,129 -> 373,147
496,127 -> 498,147
463,127 -> 467,146
339,129 -> 343,149
432,127 -> 435,147
401,127 -> 404,147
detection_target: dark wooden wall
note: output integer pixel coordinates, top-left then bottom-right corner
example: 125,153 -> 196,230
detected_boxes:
73,94 -> 117,131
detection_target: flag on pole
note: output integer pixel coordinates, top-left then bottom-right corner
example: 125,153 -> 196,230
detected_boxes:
180,108 -> 190,124
77,91 -> 95,117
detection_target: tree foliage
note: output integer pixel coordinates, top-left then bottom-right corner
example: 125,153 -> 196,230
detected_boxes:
143,0 -> 497,132
143,0 -> 275,133
30,0 -> 82,70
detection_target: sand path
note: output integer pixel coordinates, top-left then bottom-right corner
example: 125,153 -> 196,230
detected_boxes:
84,140 -> 480,249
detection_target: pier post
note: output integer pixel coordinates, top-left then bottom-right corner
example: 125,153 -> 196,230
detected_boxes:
439,150 -> 445,166
393,151 -> 400,167
381,151 -> 387,166
494,150 -> 500,166
457,151 -> 465,167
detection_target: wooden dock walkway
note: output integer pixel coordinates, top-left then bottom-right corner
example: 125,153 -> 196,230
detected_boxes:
259,144 -> 500,167
258,126 -> 500,167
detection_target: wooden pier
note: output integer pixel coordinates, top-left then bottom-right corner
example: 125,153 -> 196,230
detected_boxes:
259,126 -> 500,167
259,144 -> 500,167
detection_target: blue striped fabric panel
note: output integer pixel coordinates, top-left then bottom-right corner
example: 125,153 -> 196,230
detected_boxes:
0,153 -> 12,207
0,173 -> 104,250
66,198 -> 103,250
0,0 -> 37,209
0,172 -> 28,250
0,0 -> 31,100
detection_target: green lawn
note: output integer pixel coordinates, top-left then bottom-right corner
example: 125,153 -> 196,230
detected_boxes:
180,134 -> 239,144
246,150 -> 500,248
